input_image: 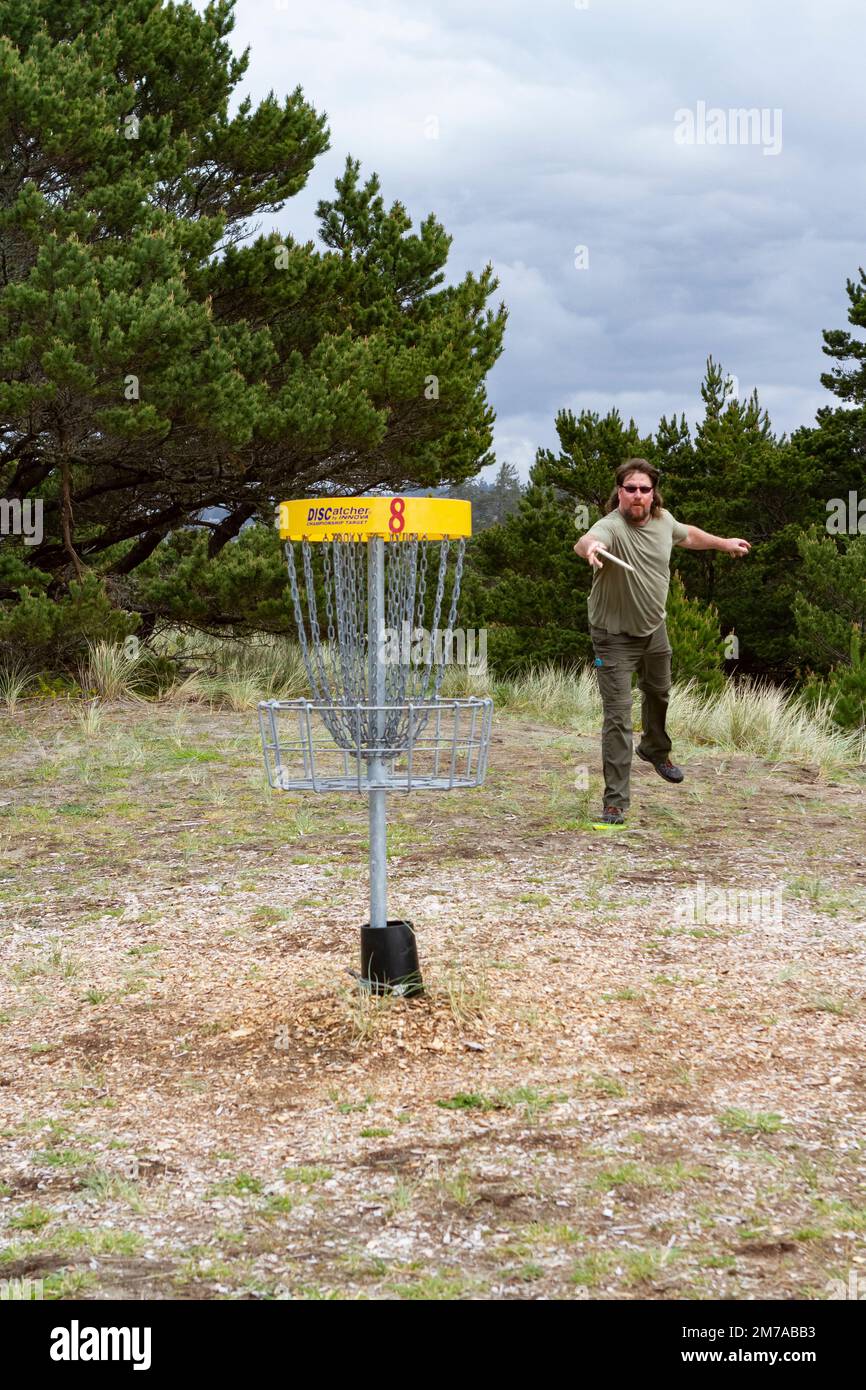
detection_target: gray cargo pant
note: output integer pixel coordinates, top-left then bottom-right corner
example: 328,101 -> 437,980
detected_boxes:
589,620 -> 673,812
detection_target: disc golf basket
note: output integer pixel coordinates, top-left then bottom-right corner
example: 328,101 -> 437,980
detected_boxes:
258,496 -> 493,995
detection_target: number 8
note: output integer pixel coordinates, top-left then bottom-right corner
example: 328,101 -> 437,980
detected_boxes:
389,497 -> 405,533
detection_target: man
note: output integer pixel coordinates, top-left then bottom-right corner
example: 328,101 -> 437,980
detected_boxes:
573,459 -> 750,826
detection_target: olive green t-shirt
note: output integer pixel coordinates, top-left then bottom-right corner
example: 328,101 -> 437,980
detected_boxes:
585,507 -> 689,636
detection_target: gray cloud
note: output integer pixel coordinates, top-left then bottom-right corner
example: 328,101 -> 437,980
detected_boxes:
227,0 -> 866,475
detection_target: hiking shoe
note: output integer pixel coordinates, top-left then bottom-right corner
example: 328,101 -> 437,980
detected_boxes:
595,805 -> 626,825
637,747 -> 684,783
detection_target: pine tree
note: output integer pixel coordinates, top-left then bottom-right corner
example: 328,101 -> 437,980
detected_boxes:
489,461 -> 522,526
0,0 -> 505,665
460,477 -> 590,672
665,572 -> 726,694
813,262 -> 866,482
800,624 -> 866,731
792,530 -> 866,671
829,626 -> 866,729
534,406 -> 653,515
658,358 -> 814,678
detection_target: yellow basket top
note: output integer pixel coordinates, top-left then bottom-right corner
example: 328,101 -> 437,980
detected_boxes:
278,495 -> 471,541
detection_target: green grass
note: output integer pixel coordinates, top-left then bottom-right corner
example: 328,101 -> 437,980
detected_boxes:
593,1162 -> 652,1191
1,1225 -> 144,1260
570,1251 -> 615,1288
261,1194 -> 295,1217
42,1271 -> 99,1299
717,1108 -> 784,1135
436,1086 -> 564,1116
589,1074 -> 628,1098
332,1095 -> 374,1114
811,1199 -> 866,1233
7,1204 -> 53,1232
622,1245 -> 682,1285
805,995 -> 850,1016
436,1092 -> 497,1112
505,1221 -> 583,1257
31,1148 -> 93,1168
283,1166 -> 333,1185
387,1271 -> 476,1300
206,1173 -> 263,1198
440,1168 -> 477,1207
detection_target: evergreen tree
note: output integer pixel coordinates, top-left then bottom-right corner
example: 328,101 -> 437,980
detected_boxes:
658,358 -> 815,678
803,261 -> 866,492
0,0 -> 505,663
534,406 -> 653,516
826,626 -> 866,730
792,530 -> 866,671
460,477 -> 589,672
443,462 -> 523,530
665,571 -> 726,694
488,461 -> 523,526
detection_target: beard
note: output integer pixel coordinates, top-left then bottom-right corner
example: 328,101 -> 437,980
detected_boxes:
623,498 -> 651,524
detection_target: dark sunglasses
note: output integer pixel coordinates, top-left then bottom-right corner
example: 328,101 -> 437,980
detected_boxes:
621,484 -> 653,495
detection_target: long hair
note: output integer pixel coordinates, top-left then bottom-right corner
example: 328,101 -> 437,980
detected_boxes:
604,458 -> 663,517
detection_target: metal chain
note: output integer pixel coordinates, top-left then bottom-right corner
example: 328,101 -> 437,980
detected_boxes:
433,537 -> 466,698
299,540 -> 324,700
285,541 -> 313,685
410,537 -> 428,699
283,529 -> 468,754
322,539 -> 336,647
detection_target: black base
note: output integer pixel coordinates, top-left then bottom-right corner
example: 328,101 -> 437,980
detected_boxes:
359,919 -> 423,996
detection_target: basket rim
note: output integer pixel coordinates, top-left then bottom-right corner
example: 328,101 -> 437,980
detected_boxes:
258,696 -> 493,710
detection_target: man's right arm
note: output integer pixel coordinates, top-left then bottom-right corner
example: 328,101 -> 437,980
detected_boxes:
574,524 -> 608,569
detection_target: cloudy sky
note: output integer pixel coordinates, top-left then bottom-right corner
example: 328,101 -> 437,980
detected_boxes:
220,0 -> 865,476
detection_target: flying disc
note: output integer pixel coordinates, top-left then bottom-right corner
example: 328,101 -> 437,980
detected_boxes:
596,547 -> 636,573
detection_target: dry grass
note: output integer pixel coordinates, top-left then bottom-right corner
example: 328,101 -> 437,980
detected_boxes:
1,695 -> 864,1301
0,657 -> 33,712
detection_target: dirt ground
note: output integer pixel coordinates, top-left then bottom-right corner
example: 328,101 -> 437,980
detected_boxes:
1,700 -> 865,1300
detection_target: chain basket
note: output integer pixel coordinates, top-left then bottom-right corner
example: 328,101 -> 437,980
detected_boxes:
259,495 -> 494,990
260,694 -> 493,793
284,530 -> 467,753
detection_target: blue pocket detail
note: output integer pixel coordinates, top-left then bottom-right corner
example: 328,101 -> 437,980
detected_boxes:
594,656 -> 603,666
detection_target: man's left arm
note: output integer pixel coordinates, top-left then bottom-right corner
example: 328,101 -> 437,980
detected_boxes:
676,526 -> 751,556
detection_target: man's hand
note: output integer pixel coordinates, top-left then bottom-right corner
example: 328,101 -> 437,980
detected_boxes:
573,538 -> 605,569
725,538 -> 751,557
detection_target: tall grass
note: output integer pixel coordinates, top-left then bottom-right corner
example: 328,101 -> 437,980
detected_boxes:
152,629 -> 309,709
666,677 -> 864,766
71,700 -> 105,739
0,658 -> 33,712
487,663 -> 601,728
23,620 -> 864,769
486,665 -> 864,769
80,641 -> 145,701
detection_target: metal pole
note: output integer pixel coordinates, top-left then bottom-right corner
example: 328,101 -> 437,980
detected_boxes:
367,535 -> 387,930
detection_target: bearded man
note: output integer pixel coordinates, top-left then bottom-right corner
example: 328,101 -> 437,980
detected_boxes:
573,459 -> 751,825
